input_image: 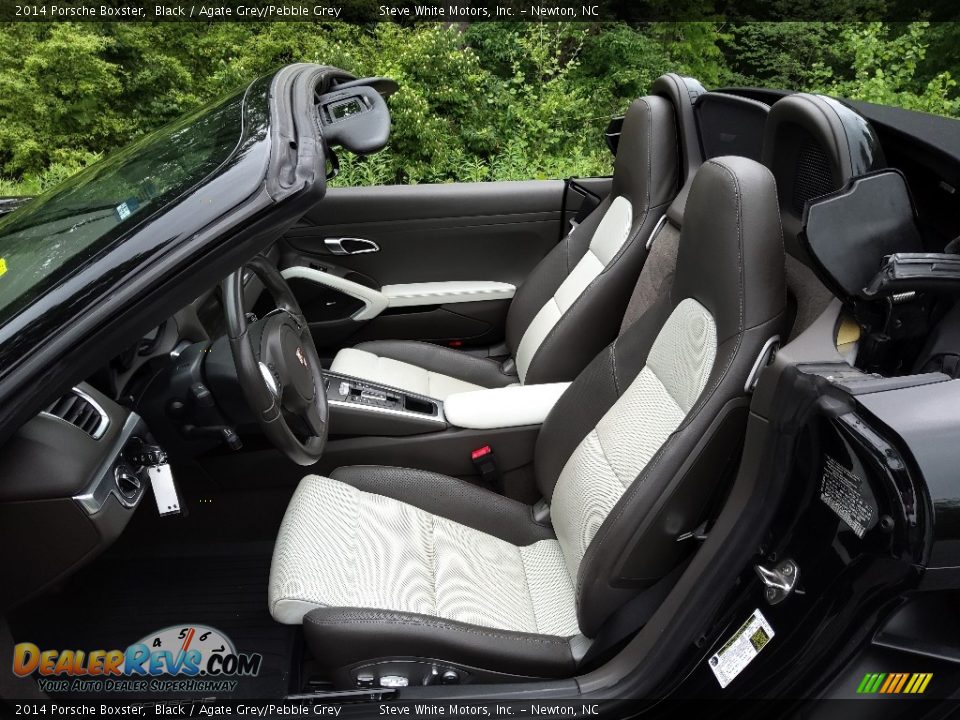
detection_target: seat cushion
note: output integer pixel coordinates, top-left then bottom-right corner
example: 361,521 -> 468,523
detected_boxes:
268,473 -> 580,638
329,340 -> 516,401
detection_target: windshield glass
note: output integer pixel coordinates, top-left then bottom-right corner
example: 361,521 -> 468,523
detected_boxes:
0,88 -> 246,326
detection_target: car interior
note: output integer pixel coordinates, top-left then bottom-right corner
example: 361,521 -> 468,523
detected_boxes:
2,70 -> 960,700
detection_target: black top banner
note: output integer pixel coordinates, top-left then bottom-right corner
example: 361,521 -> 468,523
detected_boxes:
1,0 -> 958,23
1,698 -> 955,719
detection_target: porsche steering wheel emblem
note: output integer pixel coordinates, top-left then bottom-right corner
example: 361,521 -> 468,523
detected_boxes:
296,346 -> 309,369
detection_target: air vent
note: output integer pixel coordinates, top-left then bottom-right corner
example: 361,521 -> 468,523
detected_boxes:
44,388 -> 109,440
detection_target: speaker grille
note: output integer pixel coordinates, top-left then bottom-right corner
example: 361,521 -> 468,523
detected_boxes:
792,137 -> 835,215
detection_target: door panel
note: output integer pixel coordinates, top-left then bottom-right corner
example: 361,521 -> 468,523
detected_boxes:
285,180 -> 567,286
277,180 -> 593,351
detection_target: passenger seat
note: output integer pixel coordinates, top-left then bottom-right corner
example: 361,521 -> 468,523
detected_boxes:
762,93 -> 886,339
329,91 -> 681,400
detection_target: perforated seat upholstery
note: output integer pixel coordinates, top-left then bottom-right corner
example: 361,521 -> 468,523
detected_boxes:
271,474 -> 579,636
329,95 -> 680,400
268,156 -> 786,678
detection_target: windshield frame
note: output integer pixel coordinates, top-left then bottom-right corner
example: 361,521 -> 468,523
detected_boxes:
0,64 -> 347,449
0,82 -> 257,328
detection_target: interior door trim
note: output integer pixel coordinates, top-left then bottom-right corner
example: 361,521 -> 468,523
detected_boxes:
381,281 -> 516,307
281,268 -> 518,323
282,266 -> 388,321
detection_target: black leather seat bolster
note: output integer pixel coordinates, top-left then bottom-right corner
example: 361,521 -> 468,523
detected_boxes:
303,608 -> 577,678
351,340 -> 517,388
330,465 -> 553,546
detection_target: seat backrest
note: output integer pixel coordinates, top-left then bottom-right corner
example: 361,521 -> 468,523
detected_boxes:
534,156 -> 786,636
761,93 -> 886,339
696,91 -> 770,162
505,94 -> 680,385
762,93 -> 885,260
618,91 -> 771,335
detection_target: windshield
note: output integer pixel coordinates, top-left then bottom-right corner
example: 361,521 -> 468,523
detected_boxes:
0,87 -> 246,326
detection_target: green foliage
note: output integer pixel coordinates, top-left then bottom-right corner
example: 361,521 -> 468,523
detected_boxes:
721,22 -> 840,89
0,20 -> 957,196
820,22 -> 960,116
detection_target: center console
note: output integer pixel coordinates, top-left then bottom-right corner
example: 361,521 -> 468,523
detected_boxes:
325,372 -> 447,436
325,373 -> 572,438
319,375 -> 562,500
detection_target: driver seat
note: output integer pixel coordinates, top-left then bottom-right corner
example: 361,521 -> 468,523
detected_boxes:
328,92 -> 680,400
268,156 -> 786,684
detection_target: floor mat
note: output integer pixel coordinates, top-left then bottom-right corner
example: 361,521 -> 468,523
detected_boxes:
9,540 -> 297,700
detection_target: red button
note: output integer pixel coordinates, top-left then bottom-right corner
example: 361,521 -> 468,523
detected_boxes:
471,445 -> 492,460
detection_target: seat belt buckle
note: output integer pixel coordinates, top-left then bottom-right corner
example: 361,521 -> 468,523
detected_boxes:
470,445 -> 501,488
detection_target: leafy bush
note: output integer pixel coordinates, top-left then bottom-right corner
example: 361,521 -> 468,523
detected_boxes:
0,21 -> 956,195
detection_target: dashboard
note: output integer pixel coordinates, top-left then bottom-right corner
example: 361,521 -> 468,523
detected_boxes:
0,72 -> 398,613
0,249 -> 274,612
0,382 -> 149,608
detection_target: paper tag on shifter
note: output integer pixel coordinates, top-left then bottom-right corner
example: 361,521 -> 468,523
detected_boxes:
708,609 -> 775,688
147,464 -> 181,516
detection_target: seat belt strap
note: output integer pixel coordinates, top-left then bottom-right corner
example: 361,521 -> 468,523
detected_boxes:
579,559 -> 690,668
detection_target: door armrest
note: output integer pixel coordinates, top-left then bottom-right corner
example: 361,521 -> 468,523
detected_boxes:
381,281 -> 515,307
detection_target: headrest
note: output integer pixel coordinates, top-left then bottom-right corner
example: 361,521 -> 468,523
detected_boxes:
762,93 -> 885,256
611,95 -> 679,211
652,73 -> 706,225
695,92 -> 770,162
673,156 -> 785,343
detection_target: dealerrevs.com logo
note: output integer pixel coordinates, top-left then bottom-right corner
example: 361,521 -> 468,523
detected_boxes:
12,624 -> 262,694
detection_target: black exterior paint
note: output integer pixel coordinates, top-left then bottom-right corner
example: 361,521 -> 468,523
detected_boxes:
0,64 -> 346,448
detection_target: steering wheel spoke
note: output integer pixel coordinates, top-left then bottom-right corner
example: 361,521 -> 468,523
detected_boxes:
258,361 -> 282,399
223,255 -> 328,466
302,399 -> 328,437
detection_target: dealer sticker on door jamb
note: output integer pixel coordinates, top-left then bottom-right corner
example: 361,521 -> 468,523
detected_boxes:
708,608 -> 775,688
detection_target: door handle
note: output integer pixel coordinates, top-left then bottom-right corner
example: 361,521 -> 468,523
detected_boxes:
324,237 -> 380,255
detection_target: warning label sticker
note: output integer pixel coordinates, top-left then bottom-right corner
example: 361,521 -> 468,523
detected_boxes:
820,454 -> 876,538
708,609 -> 775,689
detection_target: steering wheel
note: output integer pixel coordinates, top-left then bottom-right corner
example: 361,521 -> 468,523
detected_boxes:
222,256 -> 328,466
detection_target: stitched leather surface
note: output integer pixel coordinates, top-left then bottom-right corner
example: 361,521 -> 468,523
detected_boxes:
331,465 -> 553,546
506,95 -> 679,386
303,607 -> 576,676
551,299 -> 717,578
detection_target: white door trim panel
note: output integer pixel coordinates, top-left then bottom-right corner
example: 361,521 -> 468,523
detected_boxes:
282,269 -> 516,322
382,281 -> 516,307
281,266 -> 388,321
